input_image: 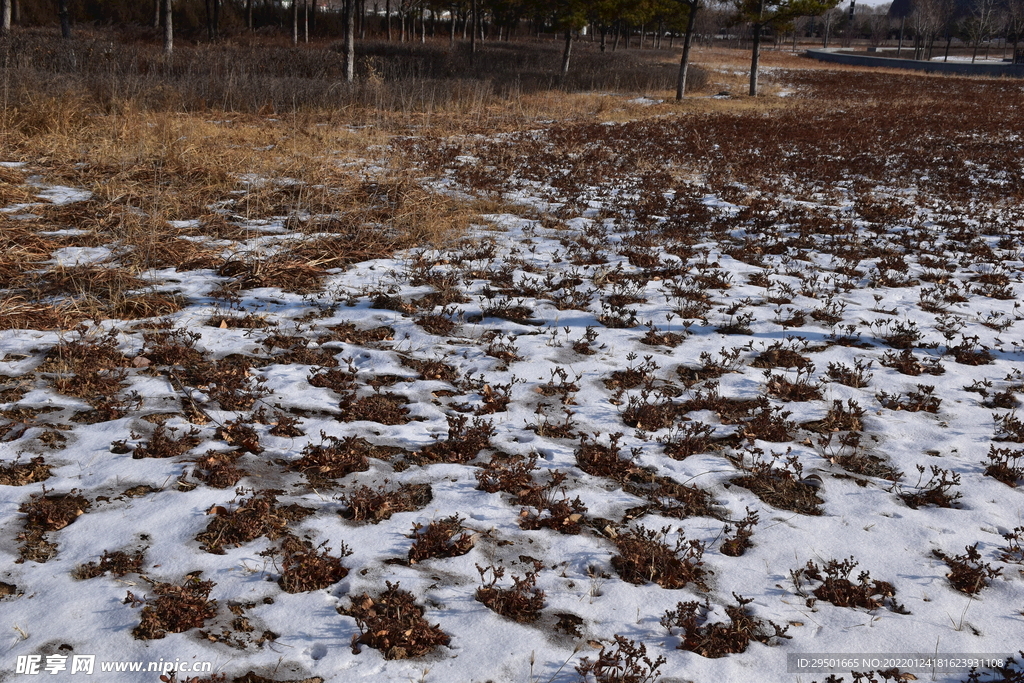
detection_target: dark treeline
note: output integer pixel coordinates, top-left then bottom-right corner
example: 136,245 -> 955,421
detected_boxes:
37,1 -> 1023,99
1,0 -> 719,44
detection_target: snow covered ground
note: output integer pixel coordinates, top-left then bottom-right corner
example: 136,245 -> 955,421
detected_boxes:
1,78 -> 1023,683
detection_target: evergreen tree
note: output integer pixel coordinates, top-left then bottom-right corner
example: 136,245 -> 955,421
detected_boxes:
735,0 -> 840,94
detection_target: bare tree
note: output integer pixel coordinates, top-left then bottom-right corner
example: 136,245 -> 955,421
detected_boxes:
164,0 -> 174,54
907,0 -> 944,59
820,6 -> 842,46
668,0 -> 704,99
58,0 -> 71,38
1,0 -> 11,36
888,0 -> 912,56
205,0 -> 220,40
1007,0 -> 1024,56
554,0 -> 587,77
696,2 -> 729,46
929,0 -> 957,61
866,6 -> 890,46
345,0 -> 356,81
962,0 -> 997,61
791,15 -> 812,49
398,0 -> 410,41
561,25 -> 573,76
471,0 -> 477,55
927,0 -> 952,58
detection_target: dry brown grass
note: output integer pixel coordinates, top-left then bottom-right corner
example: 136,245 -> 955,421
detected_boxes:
1,107 -> 479,286
0,296 -> 80,331
1,105 -> 472,282
0,37 -> 844,299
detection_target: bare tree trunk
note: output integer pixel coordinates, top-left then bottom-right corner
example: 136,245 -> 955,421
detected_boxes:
246,0 -> 253,31
450,3 -> 455,44
163,0 -> 173,54
1,0 -> 11,36
470,0 -> 477,58
58,0 -> 71,38
896,16 -> 904,57
304,0 -> 309,42
205,0 -> 214,40
386,0 -> 392,39
560,27 -> 572,77
153,0 -> 161,29
747,0 -> 768,93
749,22 -> 762,95
676,2 -> 698,100
345,0 -> 356,81
292,0 -> 299,44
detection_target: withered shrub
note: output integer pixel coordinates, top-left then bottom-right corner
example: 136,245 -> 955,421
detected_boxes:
661,594 -> 790,658
278,536 -> 351,593
130,574 -> 217,640
408,515 -> 476,563
342,582 -> 450,660
196,490 -> 311,554
611,526 -> 707,590
475,564 -> 545,623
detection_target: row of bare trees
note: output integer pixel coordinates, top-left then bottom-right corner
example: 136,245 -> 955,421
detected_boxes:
21,0 -> 1005,90
890,0 -> 1024,61
0,0 -> 845,95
